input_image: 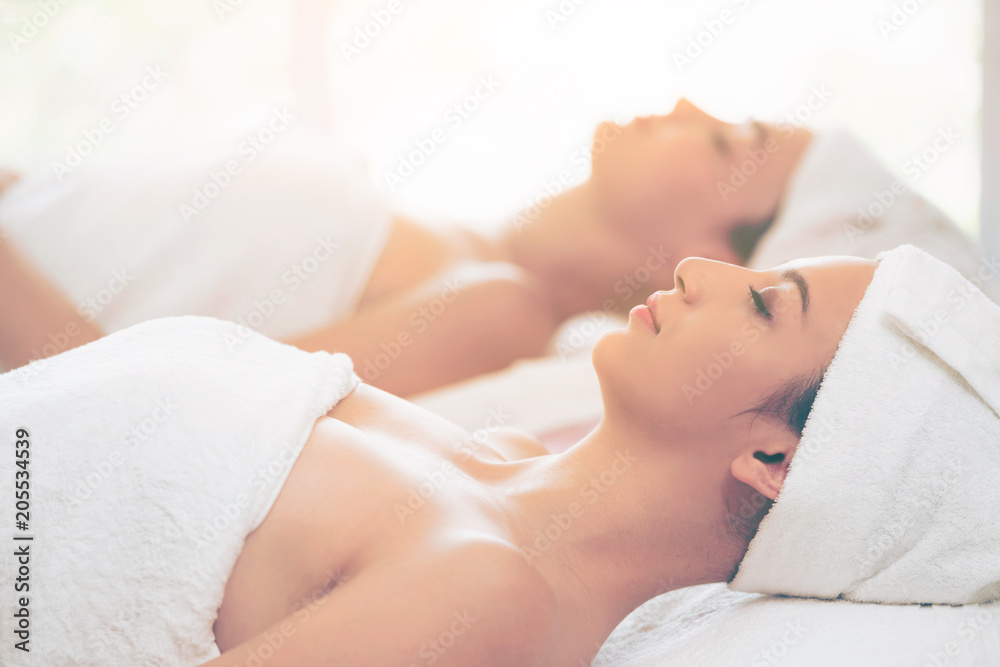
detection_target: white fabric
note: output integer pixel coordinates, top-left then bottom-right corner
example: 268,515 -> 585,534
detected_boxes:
0,316 -> 359,666
750,129 -> 1000,303
732,244 -> 1000,605
0,138 -> 393,340
593,583 -> 1000,666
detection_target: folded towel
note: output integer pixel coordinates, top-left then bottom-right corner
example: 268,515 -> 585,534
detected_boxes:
731,244 -> 1000,605
0,316 -> 359,665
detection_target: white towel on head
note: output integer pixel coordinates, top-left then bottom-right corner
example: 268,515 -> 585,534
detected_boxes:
731,244 -> 1000,605
0,316 -> 359,665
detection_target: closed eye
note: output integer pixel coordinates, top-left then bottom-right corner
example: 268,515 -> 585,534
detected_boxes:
748,285 -> 772,320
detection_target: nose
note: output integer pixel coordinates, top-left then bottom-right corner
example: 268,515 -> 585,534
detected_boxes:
672,256 -> 703,305
670,97 -> 713,123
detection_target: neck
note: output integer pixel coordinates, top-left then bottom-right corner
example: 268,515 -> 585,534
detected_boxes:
496,183 -> 601,261
491,184 -> 615,319
482,420 -> 740,642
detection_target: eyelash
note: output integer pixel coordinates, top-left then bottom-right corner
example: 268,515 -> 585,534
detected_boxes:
748,285 -> 772,320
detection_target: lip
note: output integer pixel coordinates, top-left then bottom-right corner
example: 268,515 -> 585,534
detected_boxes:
630,304 -> 656,333
645,293 -> 660,333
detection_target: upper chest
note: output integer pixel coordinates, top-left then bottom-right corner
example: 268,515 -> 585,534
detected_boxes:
255,384 -> 516,574
214,389 -> 514,648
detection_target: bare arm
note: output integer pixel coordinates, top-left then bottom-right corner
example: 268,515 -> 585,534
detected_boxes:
0,234 -> 103,369
285,262 -> 558,396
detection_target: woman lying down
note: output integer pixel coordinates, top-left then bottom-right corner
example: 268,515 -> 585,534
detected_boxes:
2,245 -> 998,666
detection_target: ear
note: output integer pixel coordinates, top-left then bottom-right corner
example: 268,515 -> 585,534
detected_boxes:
730,435 -> 798,500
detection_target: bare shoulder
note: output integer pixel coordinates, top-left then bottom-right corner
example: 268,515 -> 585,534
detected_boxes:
435,539 -> 558,666
360,215 -> 457,307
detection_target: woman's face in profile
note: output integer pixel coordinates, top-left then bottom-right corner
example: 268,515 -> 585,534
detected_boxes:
589,99 -> 785,255
593,255 -> 877,441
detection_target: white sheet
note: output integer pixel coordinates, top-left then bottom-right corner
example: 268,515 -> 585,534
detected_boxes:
592,584 -> 1000,666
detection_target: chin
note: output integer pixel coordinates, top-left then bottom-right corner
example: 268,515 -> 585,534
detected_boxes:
591,336 -> 663,429
590,328 -> 636,394
590,332 -> 612,375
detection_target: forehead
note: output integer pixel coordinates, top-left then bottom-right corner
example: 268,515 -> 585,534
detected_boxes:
774,257 -> 878,310
777,255 -> 879,273
764,255 -> 877,363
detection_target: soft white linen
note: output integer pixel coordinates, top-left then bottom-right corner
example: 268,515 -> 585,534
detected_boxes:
0,316 -> 359,666
592,583 -> 1000,666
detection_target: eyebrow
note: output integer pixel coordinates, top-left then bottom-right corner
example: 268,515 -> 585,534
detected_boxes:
780,269 -> 809,316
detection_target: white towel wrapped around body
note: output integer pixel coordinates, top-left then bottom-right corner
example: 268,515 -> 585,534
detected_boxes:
731,244 -> 1000,604
0,139 -> 394,342
0,316 -> 359,665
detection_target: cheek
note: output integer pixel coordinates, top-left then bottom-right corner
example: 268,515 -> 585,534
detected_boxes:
592,316 -> 774,432
597,159 -> 718,230
593,328 -> 694,428
652,322 -> 764,421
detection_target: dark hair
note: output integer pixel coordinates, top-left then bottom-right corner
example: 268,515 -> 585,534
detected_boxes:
724,370 -> 826,582
729,214 -> 776,264
749,370 -> 826,439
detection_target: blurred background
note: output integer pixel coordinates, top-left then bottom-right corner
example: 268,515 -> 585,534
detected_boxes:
0,0 -> 987,241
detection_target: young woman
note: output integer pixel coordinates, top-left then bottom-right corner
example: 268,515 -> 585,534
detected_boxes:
0,100 -> 814,394
194,252 -> 876,666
